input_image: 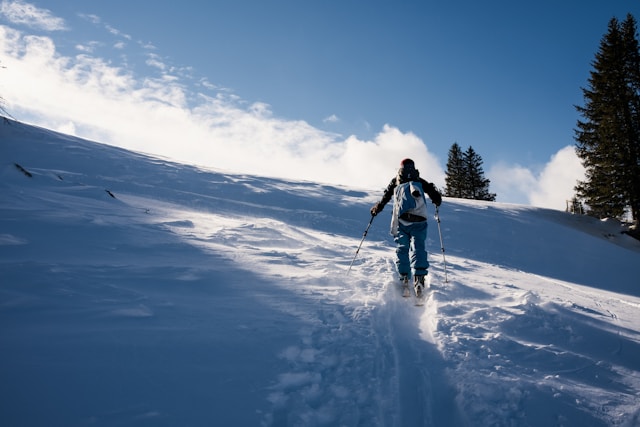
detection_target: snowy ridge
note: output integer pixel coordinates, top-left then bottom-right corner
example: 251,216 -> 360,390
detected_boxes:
1,119 -> 639,426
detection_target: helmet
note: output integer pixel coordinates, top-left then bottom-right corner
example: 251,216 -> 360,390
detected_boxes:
400,158 -> 415,168
398,158 -> 418,182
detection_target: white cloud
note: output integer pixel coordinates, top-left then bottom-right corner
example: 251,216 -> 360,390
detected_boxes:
0,26 -> 442,192
528,145 -> 585,209
488,163 -> 537,205
340,127 -> 445,189
78,12 -> 131,42
75,41 -> 101,53
105,24 -> 130,40
55,120 -> 76,136
139,41 -> 156,50
323,114 -> 339,123
145,53 -> 167,71
0,0 -> 66,31
78,13 -> 100,25
488,146 -> 585,210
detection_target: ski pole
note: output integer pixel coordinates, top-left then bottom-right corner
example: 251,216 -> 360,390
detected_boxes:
347,214 -> 375,275
435,206 -> 449,283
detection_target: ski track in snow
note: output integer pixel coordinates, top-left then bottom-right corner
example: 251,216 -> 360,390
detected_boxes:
150,198 -> 404,426
2,120 -> 640,426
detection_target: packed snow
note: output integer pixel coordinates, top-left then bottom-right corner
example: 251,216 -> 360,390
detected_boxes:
1,119 -> 640,426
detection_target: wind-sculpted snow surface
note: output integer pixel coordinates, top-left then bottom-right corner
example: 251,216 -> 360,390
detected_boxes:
1,119 -> 639,426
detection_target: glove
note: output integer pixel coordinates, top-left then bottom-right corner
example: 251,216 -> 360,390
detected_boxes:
370,203 -> 381,216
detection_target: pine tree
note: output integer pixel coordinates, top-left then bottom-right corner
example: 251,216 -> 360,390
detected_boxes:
444,143 -> 496,201
444,143 -> 466,198
464,146 -> 496,201
575,14 -> 640,222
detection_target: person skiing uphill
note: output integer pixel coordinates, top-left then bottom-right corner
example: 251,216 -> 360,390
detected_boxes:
370,158 -> 442,296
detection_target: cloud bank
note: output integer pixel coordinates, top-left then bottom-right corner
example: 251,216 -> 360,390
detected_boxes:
0,1 -> 584,208
488,146 -> 585,210
0,20 -> 443,191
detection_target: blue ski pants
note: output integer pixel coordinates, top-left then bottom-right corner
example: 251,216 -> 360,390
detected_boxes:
394,220 -> 429,277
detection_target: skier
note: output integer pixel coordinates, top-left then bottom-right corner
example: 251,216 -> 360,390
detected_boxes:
370,158 -> 442,296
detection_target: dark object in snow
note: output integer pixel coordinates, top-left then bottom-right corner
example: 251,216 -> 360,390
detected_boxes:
14,163 -> 32,178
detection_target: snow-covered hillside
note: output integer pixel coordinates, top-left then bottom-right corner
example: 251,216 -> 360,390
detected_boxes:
1,119 -> 639,426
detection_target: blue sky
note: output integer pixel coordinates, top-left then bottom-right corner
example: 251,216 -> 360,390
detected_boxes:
1,0 -> 639,208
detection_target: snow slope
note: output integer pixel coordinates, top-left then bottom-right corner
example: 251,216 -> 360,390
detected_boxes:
1,119 -> 640,426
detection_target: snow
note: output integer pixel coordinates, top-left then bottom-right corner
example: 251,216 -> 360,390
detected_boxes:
1,119 -> 639,426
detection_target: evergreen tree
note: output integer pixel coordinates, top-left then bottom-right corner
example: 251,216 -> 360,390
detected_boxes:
575,14 -> 640,221
444,143 -> 496,201
444,142 -> 466,198
464,146 -> 496,201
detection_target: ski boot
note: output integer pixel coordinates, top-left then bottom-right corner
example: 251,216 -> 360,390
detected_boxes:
400,274 -> 410,297
414,275 -> 426,298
